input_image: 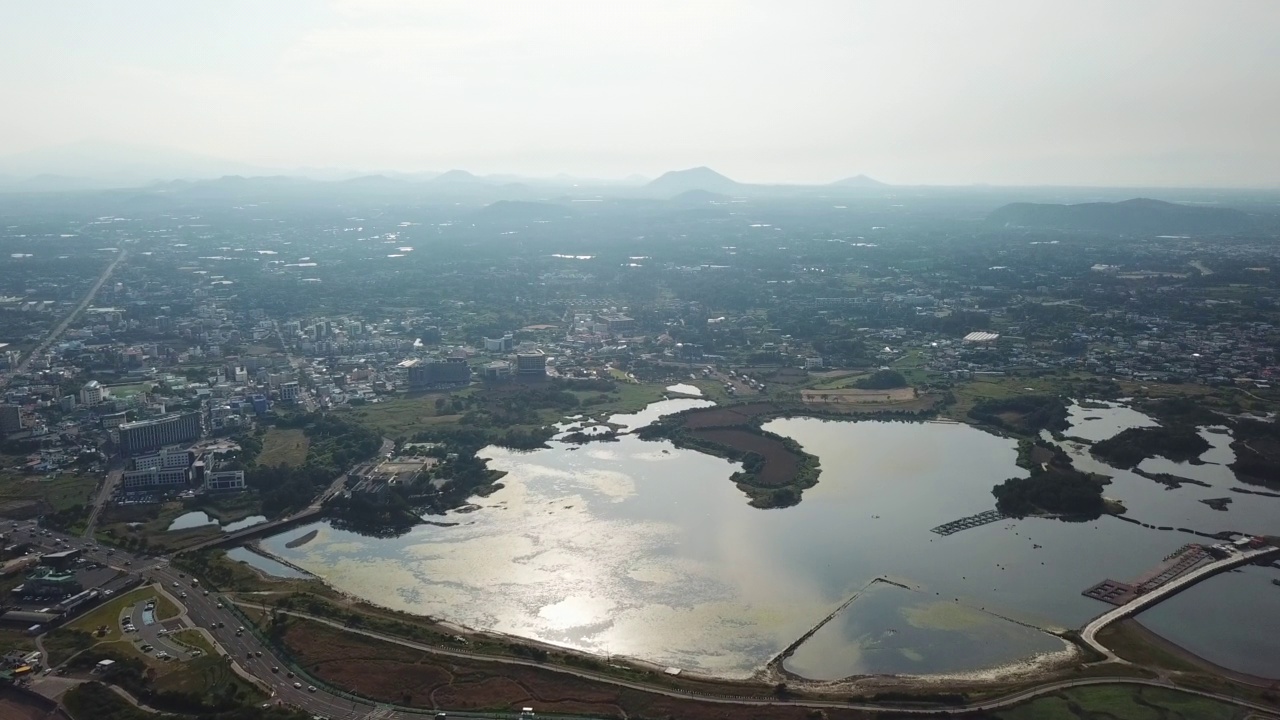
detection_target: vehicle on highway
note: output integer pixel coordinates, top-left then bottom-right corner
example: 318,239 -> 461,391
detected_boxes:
293,682 -> 302,689
287,671 -> 294,678
271,666 -> 279,673
255,651 -> 262,657
307,685 -> 316,692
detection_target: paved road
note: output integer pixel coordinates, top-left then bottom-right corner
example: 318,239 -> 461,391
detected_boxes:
124,592 -> 188,661
1,249 -> 126,388
1081,545 -> 1280,660
17,521 -> 1280,719
82,466 -> 123,538
245,604 -> 1280,718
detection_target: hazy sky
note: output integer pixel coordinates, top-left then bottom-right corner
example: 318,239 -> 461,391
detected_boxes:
2,0 -> 1278,186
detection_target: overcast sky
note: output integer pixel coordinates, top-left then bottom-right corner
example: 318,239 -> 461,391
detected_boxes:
1,0 -> 1278,186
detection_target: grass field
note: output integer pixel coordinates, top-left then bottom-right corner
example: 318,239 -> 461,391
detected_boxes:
169,629 -> 215,657
575,382 -> 667,418
0,473 -> 98,514
342,383 -> 670,438
1095,621 -> 1204,674
257,427 -> 310,467
996,684 -> 1247,720
339,395 -> 455,437
41,629 -> 96,666
277,617 -> 838,720
96,501 -> 223,552
0,626 -> 36,653
105,382 -> 153,398
152,653 -> 264,702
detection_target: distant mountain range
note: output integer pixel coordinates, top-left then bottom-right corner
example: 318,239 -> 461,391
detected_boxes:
987,198 -> 1257,235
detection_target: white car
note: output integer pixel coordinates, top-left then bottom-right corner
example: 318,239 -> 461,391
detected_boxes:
293,682 -> 302,689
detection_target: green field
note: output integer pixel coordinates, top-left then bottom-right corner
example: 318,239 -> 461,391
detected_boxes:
257,427 -> 310,467
996,684 -> 1246,720
342,383 -> 671,438
169,629 -> 215,656
338,395 -> 459,437
41,628 -> 97,666
96,500 -> 223,552
0,472 -> 98,514
151,653 -> 265,703
105,382 -> 153,398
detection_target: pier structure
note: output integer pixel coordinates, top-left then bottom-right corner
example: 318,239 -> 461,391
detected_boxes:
930,509 -> 1005,536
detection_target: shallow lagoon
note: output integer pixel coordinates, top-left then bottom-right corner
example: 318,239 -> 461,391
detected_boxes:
258,400 -> 1278,679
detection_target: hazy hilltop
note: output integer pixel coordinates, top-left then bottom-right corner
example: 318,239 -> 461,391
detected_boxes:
987,197 -> 1257,235
831,174 -> 887,188
646,166 -> 740,195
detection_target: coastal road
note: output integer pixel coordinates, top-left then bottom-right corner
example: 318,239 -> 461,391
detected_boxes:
20,518 -> 1280,718
242,603 -> 1280,719
1,249 -> 127,388
1081,545 -> 1280,661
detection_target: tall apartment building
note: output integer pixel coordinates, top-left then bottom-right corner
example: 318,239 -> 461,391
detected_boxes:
118,412 -> 202,455
0,404 -> 21,435
279,381 -> 301,402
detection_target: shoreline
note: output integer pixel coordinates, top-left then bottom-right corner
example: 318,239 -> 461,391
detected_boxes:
250,540 -> 1090,690
1124,618 -> 1278,687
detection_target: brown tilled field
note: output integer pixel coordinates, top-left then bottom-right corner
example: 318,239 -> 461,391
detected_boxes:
689,429 -> 800,487
281,619 -> 870,720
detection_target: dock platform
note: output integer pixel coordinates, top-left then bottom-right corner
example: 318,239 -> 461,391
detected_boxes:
931,509 -> 1005,536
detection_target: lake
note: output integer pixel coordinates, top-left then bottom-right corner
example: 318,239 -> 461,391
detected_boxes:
168,511 -> 268,533
257,400 -> 1279,679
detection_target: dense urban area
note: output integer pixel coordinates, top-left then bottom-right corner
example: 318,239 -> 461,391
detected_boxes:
2,172 -> 1280,720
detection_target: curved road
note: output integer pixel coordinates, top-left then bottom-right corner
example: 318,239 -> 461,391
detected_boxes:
23,516 -> 1280,718
1081,546 -> 1280,661
238,603 -> 1280,719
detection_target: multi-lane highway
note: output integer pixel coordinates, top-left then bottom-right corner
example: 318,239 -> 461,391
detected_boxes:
0,249 -> 127,389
